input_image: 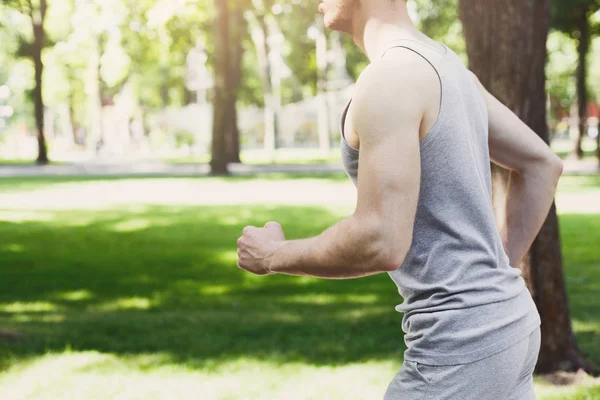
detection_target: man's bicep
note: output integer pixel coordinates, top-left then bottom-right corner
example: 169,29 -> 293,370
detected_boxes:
352,97 -> 422,264
348,57 -> 430,265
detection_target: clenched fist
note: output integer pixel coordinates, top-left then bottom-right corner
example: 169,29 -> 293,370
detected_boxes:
237,221 -> 286,275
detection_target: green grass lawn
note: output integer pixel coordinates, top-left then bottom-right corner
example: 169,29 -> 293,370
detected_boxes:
0,159 -> 34,166
0,175 -> 598,399
0,158 -> 68,166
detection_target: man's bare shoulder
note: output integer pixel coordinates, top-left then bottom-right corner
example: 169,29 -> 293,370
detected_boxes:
356,48 -> 438,87
352,49 -> 440,132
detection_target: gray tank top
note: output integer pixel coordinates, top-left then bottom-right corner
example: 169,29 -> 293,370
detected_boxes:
340,39 -> 541,365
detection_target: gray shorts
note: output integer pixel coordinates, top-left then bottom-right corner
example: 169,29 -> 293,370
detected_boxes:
384,326 -> 541,400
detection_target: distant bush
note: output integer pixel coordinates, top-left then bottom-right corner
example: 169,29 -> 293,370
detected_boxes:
174,131 -> 195,149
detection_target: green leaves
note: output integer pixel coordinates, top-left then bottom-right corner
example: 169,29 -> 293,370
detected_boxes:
552,0 -> 600,35
0,0 -> 29,14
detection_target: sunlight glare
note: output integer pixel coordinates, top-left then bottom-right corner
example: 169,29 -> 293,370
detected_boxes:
0,243 -> 25,253
92,297 -> 153,312
112,218 -> 152,232
0,301 -> 60,313
54,290 -> 94,302
0,210 -> 55,222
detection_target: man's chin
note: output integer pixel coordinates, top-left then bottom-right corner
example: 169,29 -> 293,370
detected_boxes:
323,16 -> 351,33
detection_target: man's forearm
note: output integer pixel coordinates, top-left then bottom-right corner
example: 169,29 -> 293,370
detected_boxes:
500,159 -> 563,267
269,215 -> 395,279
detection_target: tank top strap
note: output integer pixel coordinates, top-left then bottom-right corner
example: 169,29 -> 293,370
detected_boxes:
380,38 -> 449,61
378,38 -> 449,94
378,39 -> 451,150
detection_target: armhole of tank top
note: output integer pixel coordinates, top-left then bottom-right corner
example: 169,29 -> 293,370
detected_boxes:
380,45 -> 445,150
468,66 -> 490,142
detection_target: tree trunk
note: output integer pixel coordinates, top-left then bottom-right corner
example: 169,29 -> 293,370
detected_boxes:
574,7 -> 589,160
32,0 -> 48,165
316,17 -> 330,157
210,0 -> 230,176
160,65 -> 169,109
93,34 -> 104,150
225,106 -> 241,163
66,67 -> 79,146
459,0 -> 593,374
183,87 -> 194,106
254,13 -> 277,159
68,101 -> 79,146
597,121 -> 600,166
226,3 -> 245,164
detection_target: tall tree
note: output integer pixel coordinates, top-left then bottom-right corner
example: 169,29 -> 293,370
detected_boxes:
459,0 -> 593,373
30,0 -> 47,164
552,0 -> 600,160
315,16 -> 330,157
1,0 -> 49,164
225,2 -> 246,164
248,2 -> 278,161
210,0 -> 232,175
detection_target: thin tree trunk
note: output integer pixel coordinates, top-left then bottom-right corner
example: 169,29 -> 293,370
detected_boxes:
459,0 -> 593,374
183,87 -> 194,105
316,17 -> 330,157
31,0 -> 48,165
597,121 -> 600,166
254,13 -> 276,158
569,101 -> 579,151
94,34 -> 104,148
210,0 -> 230,176
160,65 -> 169,109
69,99 -> 78,146
574,7 -> 589,160
65,66 -> 79,146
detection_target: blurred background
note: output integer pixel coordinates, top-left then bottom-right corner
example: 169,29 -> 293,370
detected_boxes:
0,0 -> 596,169
0,0 -> 599,399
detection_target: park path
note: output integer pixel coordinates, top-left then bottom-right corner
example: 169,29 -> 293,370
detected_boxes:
0,162 -> 598,215
0,158 -> 598,178
0,161 -> 344,178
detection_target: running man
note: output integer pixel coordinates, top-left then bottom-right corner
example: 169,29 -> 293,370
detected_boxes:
236,1 -> 563,398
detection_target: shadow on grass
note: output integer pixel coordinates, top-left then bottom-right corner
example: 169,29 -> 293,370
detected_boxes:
0,204 -> 405,372
0,205 -> 598,374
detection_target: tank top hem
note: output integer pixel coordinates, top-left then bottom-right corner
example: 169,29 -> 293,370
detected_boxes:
403,307 -> 541,366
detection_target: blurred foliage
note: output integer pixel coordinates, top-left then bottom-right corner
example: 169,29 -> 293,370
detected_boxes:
0,0 -> 598,139
547,32 -> 578,115
552,0 -> 600,35
546,10 -> 600,121
174,130 -> 195,148
550,1 -> 600,114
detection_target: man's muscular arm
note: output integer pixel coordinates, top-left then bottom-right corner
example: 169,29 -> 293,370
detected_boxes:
470,71 -> 564,268
268,53 -> 434,279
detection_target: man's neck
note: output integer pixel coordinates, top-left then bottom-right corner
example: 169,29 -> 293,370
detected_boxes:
351,3 -> 421,62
